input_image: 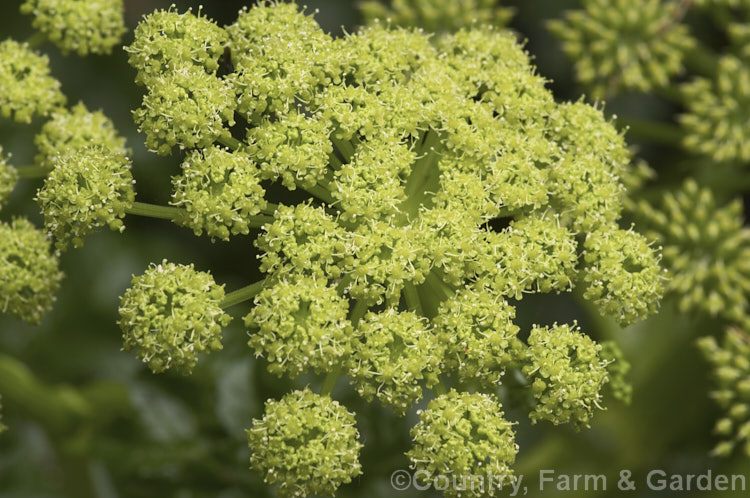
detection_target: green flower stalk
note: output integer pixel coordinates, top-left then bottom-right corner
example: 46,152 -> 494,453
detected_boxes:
245,276 -> 353,378
360,0 -> 514,32
699,328 -> 750,457
0,147 -> 18,210
0,39 -> 65,123
33,102 -> 129,171
347,309 -> 442,415
548,0 -> 695,98
523,322 -> 609,429
0,218 -> 63,324
680,55 -> 750,164
171,146 -> 267,241
125,6 -> 228,86
407,391 -> 518,498
20,0 -> 126,55
118,260 -> 232,374
35,145 -> 135,250
247,389 -> 362,498
633,179 -> 750,321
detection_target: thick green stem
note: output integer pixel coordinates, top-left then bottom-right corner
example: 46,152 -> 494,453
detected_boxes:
432,377 -> 447,396
126,202 -> 184,221
221,279 -> 267,309
617,117 -> 683,146
320,367 -> 341,397
683,43 -> 719,78
15,165 -> 50,179
216,135 -> 243,151
297,181 -> 335,204
26,31 -> 46,50
403,282 -> 424,315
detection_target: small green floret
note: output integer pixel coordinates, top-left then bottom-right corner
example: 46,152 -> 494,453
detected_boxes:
0,147 -> 18,210
548,0 -> 694,98
125,6 -> 228,86
407,391 -> 518,498
34,102 -> 129,170
360,0 -> 513,32
0,39 -> 65,123
434,285 -> 521,386
133,66 -> 236,156
36,145 -> 135,250
581,227 -> 664,326
171,146 -> 267,241
523,322 -> 609,429
245,276 -> 352,378
348,309 -> 442,415
118,260 -> 231,374
21,0 -> 126,55
680,56 -> 750,164
0,218 -> 63,324
699,328 -> 750,458
247,389 -> 362,498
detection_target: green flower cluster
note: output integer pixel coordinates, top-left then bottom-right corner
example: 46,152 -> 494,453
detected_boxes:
680,55 -> 750,164
118,261 -> 231,374
0,39 -> 64,123
127,9 -> 235,155
633,179 -> 750,322
245,276 -> 352,378
35,145 -> 135,250
360,0 -> 513,32
407,391 -> 518,498
108,3 -> 665,493
0,147 -> 17,210
171,146 -> 267,240
548,0 -> 694,98
20,0 -> 126,55
580,227 -> 665,326
0,218 -> 63,324
699,329 -> 750,457
434,285 -> 521,387
348,309 -> 442,415
523,323 -> 609,429
247,389 -> 362,498
34,102 -> 129,170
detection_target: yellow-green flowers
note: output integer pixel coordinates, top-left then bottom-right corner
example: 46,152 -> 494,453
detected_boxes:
0,147 -> 17,210
35,145 -> 135,249
407,391 -> 518,498
125,7 -> 227,86
348,309 -> 442,415
680,56 -> 750,164
33,102 -> 129,170
0,218 -> 63,324
118,261 -> 231,374
581,227 -> 665,325
360,0 -> 513,32
699,328 -> 750,457
434,285 -> 521,387
548,0 -> 694,98
0,39 -> 64,123
245,277 -> 353,378
247,389 -> 362,498
171,146 -> 267,241
133,66 -> 236,156
523,323 -> 609,429
21,0 -> 126,55
634,179 -> 750,322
